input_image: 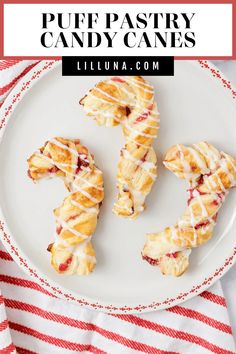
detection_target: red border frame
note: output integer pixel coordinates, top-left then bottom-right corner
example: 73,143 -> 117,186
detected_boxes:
0,0 -> 235,60
0,59 -> 235,313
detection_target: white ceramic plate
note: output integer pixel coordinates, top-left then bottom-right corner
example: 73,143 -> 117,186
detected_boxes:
0,60 -> 236,314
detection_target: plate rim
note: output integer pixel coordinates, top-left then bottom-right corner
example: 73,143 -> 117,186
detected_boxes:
0,60 -> 236,314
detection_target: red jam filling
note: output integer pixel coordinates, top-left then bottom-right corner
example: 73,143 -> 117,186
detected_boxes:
195,213 -> 218,230
76,155 -> 89,174
56,225 -> 62,235
134,111 -> 150,124
197,175 -> 204,185
218,192 -> 225,202
187,188 -> 207,205
67,214 -> 77,221
49,166 -> 59,174
135,152 -> 148,172
187,189 -> 194,205
166,252 -> 179,258
194,220 -> 210,230
142,254 -> 159,266
112,77 -> 125,83
59,256 -> 72,272
199,189 -> 207,195
212,193 -> 225,206
198,173 -> 211,186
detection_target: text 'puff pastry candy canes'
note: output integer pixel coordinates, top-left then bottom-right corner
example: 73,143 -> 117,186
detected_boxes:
142,142 -> 236,277
27,137 -> 104,275
80,76 -> 159,219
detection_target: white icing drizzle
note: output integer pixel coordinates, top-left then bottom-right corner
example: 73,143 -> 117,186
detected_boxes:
124,77 -> 154,93
170,250 -> 189,275
91,89 -> 128,106
220,158 -> 235,185
125,76 -> 153,89
71,200 -> 98,214
122,149 -> 156,179
177,144 -> 192,180
198,203 -> 235,266
133,119 -> 159,129
193,142 -> 220,171
206,177 -> 217,189
164,160 -> 197,180
193,190 -> 208,217
82,77 -> 158,218
214,172 -> 226,192
125,136 -> 151,148
113,203 -> 133,213
56,218 -> 88,240
224,153 -> 236,174
71,183 -> 100,204
107,80 -> 136,100
124,121 -> 157,138
170,226 -> 179,240
73,239 -> 96,263
51,138 -> 78,157
36,152 -> 77,171
73,173 -> 103,191
33,139 -> 103,269
36,149 -> 102,196
84,107 -> 114,118
131,107 -> 159,119
145,143 -> 236,275
94,86 -> 131,105
132,190 -> 145,209
188,204 -> 198,246
188,147 -> 209,175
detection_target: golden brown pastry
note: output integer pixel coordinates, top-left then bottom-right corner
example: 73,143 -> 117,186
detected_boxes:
28,137 -> 104,275
80,76 -> 159,219
142,142 -> 236,276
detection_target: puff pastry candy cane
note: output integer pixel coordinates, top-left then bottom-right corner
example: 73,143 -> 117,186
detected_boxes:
27,137 -> 104,275
80,76 -> 159,219
142,142 -> 236,276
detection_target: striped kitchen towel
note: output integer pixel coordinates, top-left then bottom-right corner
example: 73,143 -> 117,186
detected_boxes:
0,60 -> 235,354
0,60 -> 39,107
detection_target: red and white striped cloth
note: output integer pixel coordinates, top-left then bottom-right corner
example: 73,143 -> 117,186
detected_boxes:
0,60 -> 235,354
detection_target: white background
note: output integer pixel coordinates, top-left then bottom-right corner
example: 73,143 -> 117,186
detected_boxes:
4,4 -> 232,57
